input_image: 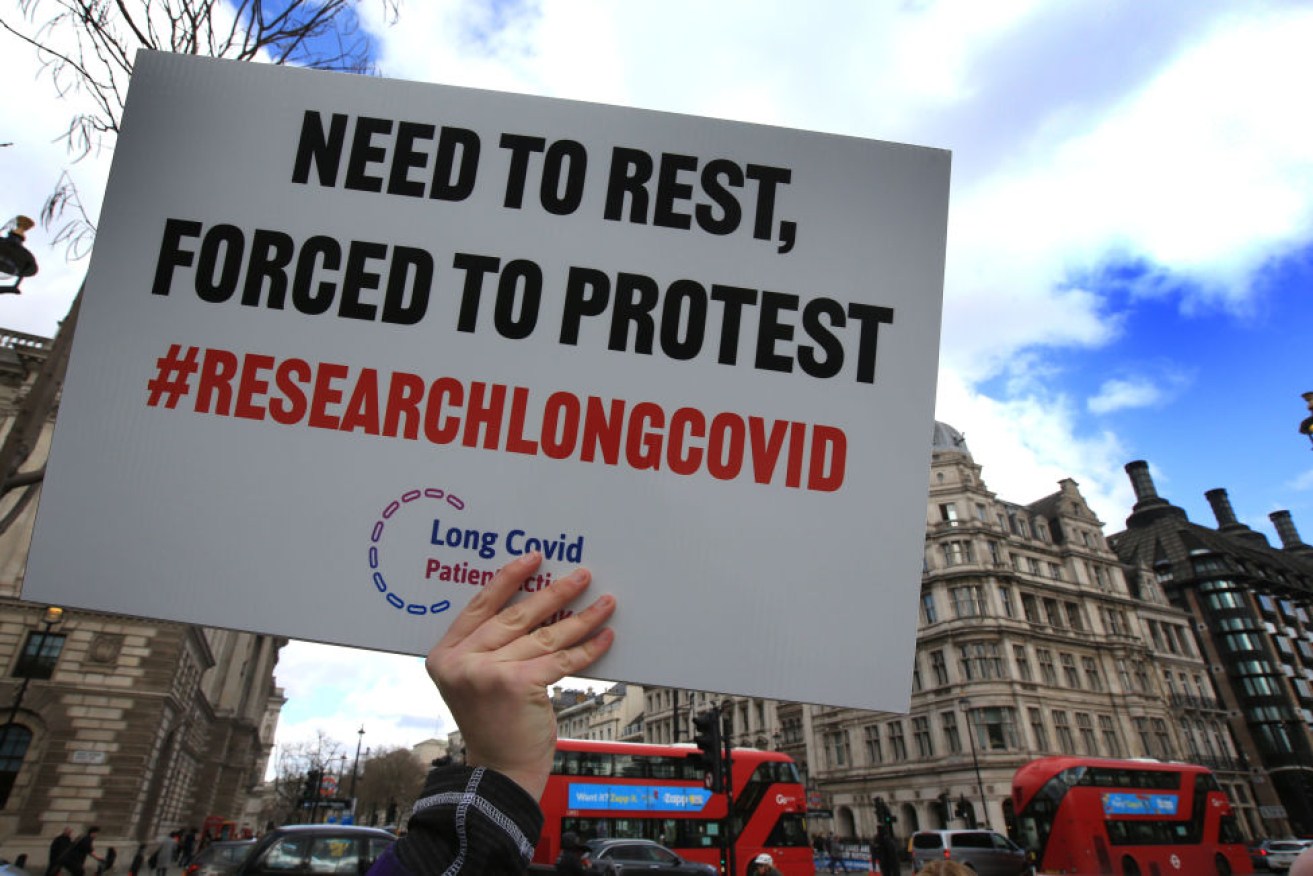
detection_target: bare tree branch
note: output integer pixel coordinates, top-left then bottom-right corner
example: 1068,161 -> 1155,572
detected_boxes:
1,0 -> 401,259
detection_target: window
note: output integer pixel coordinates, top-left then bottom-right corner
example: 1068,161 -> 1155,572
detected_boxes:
911,656 -> 923,692
1037,649 -> 1057,686
1053,711 -> 1075,751
972,707 -> 1020,751
1029,708 -> 1049,750
951,585 -> 984,617
888,721 -> 907,760
1028,558 -> 1041,575
1099,715 -> 1122,757
864,724 -> 883,764
0,725 -> 33,808
1061,653 -> 1081,688
930,650 -> 949,686
942,711 -> 962,753
1076,713 -> 1098,756
13,632 -> 66,680
1044,599 -> 1063,628
998,586 -> 1015,618
1048,562 -> 1063,580
1021,594 -> 1040,624
1152,718 -> 1173,760
912,717 -> 935,757
975,503 -> 987,521
940,503 -> 959,526
1036,521 -> 1049,542
1064,602 -> 1084,631
1082,656 -> 1103,691
921,593 -> 938,624
824,730 -> 851,768
988,541 -> 1001,564
942,541 -> 974,566
960,642 -> 1005,681
1014,645 -> 1032,682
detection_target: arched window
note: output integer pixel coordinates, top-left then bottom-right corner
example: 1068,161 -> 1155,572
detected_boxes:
0,724 -> 34,808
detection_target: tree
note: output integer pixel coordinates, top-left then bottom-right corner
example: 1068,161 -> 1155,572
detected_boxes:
267,732 -> 347,825
2,0 -> 398,252
0,0 -> 399,511
354,747 -> 426,827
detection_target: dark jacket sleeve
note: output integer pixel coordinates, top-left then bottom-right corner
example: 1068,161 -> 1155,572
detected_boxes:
366,765 -> 544,876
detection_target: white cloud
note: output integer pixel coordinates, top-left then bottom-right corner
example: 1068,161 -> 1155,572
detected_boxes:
1289,470 -> 1313,493
1087,378 -> 1165,415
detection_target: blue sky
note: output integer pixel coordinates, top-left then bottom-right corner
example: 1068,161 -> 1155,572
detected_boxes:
4,0 -> 1312,762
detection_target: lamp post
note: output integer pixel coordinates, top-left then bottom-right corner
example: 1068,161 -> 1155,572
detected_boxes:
958,697 -> 990,830
349,726 -> 365,817
1,606 -> 65,763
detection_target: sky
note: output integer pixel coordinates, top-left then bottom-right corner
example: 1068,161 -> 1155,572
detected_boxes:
3,0 -> 1312,770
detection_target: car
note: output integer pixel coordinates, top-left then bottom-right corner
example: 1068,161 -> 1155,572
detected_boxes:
1251,839 -> 1275,871
1266,839 -> 1313,872
910,829 -> 1030,876
185,840 -> 258,876
584,838 -> 717,875
230,825 -> 396,876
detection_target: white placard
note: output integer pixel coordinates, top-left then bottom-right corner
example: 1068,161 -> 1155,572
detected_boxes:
24,52 -> 949,711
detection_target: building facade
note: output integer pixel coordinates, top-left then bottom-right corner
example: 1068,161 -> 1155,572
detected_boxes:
613,424 -> 1261,844
0,327 -> 286,858
1110,460 -> 1313,836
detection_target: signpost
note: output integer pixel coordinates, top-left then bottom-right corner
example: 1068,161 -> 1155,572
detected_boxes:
23,52 -> 950,711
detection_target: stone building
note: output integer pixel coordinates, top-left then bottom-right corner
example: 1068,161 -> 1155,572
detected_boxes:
0,326 -> 286,859
624,424 -> 1259,843
1110,460 -> 1313,837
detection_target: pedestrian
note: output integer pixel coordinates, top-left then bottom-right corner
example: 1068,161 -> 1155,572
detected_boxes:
824,832 -> 848,873
148,834 -> 175,876
61,827 -> 101,876
360,550 -> 615,874
95,848 -> 116,876
876,825 -> 901,875
47,828 -> 74,876
178,832 -> 196,869
128,845 -> 145,876
747,852 -> 782,875
15,855 -> 29,871
552,832 -> 594,875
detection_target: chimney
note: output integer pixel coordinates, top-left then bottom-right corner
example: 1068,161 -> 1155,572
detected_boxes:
1123,461 -> 1188,529
1270,511 -> 1310,551
1205,489 -> 1240,528
1125,461 -> 1160,504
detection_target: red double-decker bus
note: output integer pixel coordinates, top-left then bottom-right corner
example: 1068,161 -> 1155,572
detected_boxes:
1011,756 -> 1251,875
534,738 -> 813,874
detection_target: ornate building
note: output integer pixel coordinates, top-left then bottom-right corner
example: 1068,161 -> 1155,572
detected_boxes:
1110,460 -> 1313,836
0,326 -> 286,859
620,423 -> 1260,843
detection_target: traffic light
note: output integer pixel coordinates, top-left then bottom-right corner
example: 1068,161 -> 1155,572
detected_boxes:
691,709 -> 724,793
302,768 -> 322,802
874,796 -> 896,827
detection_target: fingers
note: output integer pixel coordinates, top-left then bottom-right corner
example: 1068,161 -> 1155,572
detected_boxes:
439,552 -> 545,647
497,589 -> 616,663
525,621 -> 617,687
461,564 -> 598,654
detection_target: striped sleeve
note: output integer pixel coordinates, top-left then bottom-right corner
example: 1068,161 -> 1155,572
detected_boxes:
367,765 -> 544,876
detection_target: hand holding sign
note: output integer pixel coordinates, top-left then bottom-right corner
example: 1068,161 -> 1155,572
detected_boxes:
427,551 -> 616,800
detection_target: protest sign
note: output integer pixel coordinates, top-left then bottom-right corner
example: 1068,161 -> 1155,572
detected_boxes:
23,51 -> 949,711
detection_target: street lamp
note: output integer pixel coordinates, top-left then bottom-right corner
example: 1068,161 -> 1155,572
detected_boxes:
349,726 -> 365,816
0,216 -> 38,295
958,697 -> 990,830
1,606 -> 65,761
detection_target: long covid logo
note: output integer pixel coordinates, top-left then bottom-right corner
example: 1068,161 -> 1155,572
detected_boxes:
367,487 -> 464,617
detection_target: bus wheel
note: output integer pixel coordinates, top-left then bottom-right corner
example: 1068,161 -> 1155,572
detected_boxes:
1214,855 -> 1232,876
1120,858 -> 1140,876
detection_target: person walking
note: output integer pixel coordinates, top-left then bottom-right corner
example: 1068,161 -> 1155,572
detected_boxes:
61,828 -> 101,876
824,832 -> 848,873
553,832 -> 594,875
128,845 -> 145,876
47,829 -> 74,876
747,853 -> 782,875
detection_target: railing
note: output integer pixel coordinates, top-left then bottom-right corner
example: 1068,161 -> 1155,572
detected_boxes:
0,329 -> 52,353
1170,693 -> 1223,712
